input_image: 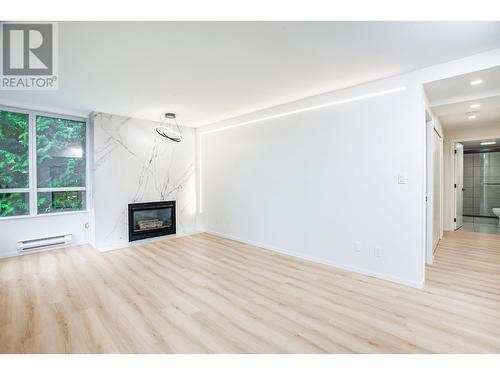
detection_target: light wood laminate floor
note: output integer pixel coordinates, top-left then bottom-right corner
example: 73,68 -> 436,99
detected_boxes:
1,230 -> 499,353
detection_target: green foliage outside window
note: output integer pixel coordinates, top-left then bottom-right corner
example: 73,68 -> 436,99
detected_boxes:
0,110 -> 86,217
0,110 -> 29,189
36,115 -> 86,188
0,192 -> 29,217
37,191 -> 85,214
0,110 -> 30,217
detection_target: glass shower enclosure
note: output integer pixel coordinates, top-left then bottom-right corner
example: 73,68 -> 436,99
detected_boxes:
463,151 -> 500,218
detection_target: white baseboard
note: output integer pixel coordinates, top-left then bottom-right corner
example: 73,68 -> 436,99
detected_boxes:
204,229 -> 424,289
0,229 -> 424,289
97,230 -> 203,252
0,231 -> 203,258
0,251 -> 19,259
0,239 -> 90,260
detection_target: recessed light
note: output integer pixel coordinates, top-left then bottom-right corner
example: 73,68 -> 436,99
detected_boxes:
470,79 -> 483,86
467,113 -> 477,120
480,141 -> 496,146
470,103 -> 481,109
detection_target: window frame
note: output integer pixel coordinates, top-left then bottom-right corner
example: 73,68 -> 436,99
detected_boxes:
0,105 -> 89,220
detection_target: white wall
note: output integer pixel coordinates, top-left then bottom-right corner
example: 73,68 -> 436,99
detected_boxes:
0,212 -> 89,258
198,77 -> 427,287
197,49 -> 500,288
92,113 -> 197,251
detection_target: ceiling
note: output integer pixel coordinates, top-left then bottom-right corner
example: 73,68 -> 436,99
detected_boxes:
431,94 -> 500,129
426,65 -> 500,130
462,138 -> 500,151
2,21 -> 500,127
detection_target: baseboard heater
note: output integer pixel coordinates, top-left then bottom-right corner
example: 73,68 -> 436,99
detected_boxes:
17,234 -> 73,253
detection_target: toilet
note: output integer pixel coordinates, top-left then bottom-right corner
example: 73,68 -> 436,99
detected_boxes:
493,208 -> 500,227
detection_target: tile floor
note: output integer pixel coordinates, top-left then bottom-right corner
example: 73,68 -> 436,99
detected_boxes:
458,221 -> 500,235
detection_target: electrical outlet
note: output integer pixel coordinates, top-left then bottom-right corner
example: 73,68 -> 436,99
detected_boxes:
374,247 -> 381,258
354,241 -> 361,253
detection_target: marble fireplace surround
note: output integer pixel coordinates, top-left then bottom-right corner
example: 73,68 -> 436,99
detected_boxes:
91,112 -> 197,251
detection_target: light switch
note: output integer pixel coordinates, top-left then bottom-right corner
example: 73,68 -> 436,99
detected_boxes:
398,173 -> 408,184
354,241 -> 361,253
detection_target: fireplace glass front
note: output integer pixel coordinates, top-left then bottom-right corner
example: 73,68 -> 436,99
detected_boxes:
128,201 -> 176,241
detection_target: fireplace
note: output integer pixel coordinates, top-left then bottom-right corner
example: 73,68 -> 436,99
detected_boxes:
128,201 -> 176,242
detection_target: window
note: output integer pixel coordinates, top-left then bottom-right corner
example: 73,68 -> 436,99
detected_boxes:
36,115 -> 87,214
0,110 -> 30,217
0,108 -> 87,218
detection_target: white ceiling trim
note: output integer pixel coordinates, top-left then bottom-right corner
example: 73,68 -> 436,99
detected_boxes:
429,88 -> 500,107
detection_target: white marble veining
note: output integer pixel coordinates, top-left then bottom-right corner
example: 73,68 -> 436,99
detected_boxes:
92,112 -> 196,251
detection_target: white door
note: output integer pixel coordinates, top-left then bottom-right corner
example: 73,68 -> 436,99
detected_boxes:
454,143 -> 464,229
426,120 -> 443,264
432,130 -> 442,251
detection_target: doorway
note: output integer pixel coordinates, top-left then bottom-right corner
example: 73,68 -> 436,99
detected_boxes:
424,64 -> 500,238
425,113 -> 443,265
454,142 -> 464,230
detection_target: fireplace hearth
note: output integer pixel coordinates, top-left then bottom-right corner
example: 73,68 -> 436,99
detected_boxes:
128,201 -> 176,241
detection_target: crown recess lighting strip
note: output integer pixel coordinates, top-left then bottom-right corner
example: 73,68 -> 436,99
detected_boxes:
200,86 -> 407,136
197,86 -> 407,213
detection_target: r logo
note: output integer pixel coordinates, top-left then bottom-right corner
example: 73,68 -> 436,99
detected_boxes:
2,23 -> 53,76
